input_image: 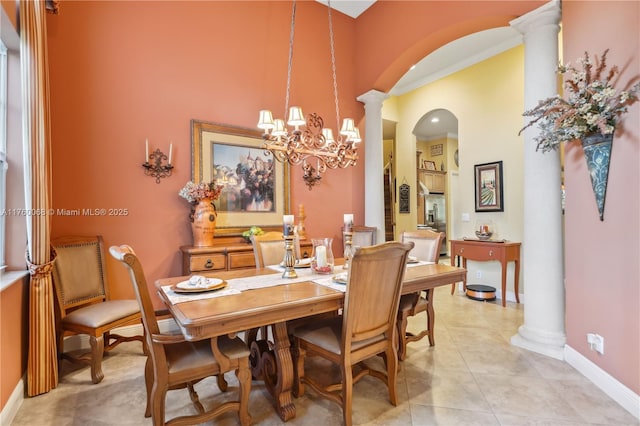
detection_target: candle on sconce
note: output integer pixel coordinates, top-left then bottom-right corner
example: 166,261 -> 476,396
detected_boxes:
168,143 -> 173,165
145,139 -> 149,162
283,215 -> 294,236
344,213 -> 353,232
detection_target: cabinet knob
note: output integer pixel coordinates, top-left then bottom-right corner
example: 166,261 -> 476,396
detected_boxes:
459,248 -> 464,254
489,250 -> 494,257
204,259 -> 214,269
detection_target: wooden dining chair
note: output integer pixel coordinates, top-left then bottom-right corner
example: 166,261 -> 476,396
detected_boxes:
291,241 -> 414,426
51,235 -> 144,384
109,245 -> 252,426
396,229 -> 445,360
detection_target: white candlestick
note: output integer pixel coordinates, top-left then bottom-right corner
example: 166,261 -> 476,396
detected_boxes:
145,139 -> 149,162
316,245 -> 327,267
344,213 -> 353,232
168,143 -> 173,164
283,215 -> 294,236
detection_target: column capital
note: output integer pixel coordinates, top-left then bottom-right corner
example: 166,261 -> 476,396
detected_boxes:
510,0 -> 561,35
357,90 -> 389,108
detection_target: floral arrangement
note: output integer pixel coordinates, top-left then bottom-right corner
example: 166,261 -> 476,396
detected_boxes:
519,49 -> 640,152
178,181 -> 223,204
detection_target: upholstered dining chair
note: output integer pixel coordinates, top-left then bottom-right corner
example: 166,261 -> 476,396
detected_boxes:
109,245 -> 252,426
51,235 -> 144,384
292,241 -> 414,426
343,225 -> 377,249
250,231 -> 286,268
396,229 -> 445,360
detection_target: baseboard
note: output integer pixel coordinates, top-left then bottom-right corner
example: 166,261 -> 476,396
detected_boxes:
0,372 -> 25,426
564,344 -> 640,420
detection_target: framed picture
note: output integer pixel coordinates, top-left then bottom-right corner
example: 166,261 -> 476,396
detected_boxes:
191,119 -> 291,236
430,144 -> 443,156
424,160 -> 436,171
398,182 -> 410,213
474,161 -> 504,212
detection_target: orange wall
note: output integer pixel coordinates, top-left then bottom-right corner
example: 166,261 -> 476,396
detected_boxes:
562,0 -> 639,394
45,0 -> 362,304
0,275 -> 29,409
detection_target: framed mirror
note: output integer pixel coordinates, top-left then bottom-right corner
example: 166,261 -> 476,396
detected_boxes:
191,119 -> 291,236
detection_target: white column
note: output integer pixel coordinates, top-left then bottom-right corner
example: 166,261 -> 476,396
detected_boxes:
510,0 -> 565,360
357,90 -> 389,244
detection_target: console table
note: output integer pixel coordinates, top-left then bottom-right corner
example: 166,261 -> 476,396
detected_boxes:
449,239 -> 521,307
180,236 -> 312,275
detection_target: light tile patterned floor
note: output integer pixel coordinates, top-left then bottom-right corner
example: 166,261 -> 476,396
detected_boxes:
11,286 -> 638,425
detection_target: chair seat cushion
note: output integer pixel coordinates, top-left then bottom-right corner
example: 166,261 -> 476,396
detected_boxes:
294,318 -> 384,355
166,336 -> 250,375
398,293 -> 427,313
62,299 -> 140,328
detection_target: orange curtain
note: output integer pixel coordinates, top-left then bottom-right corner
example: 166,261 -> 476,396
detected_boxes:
20,0 -> 58,396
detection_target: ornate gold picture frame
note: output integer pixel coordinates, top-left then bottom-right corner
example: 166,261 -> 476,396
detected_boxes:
191,119 -> 291,236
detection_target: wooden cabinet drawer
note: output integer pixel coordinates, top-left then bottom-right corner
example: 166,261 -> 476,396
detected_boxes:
228,252 -> 256,270
299,245 -> 312,259
189,253 -> 227,272
453,245 -> 497,261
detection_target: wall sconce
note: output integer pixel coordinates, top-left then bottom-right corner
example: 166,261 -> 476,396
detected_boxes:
302,163 -> 322,190
142,139 -> 173,183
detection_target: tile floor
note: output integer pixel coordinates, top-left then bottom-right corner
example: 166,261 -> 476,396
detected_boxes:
11,286 -> 638,425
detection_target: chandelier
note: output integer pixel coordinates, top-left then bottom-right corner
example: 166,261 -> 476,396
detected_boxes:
257,0 -> 361,190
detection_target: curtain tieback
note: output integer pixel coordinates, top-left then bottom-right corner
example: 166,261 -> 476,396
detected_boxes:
26,247 -> 57,279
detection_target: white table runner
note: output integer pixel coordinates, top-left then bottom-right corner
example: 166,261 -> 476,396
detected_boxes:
161,261 -> 433,304
161,266 -> 341,304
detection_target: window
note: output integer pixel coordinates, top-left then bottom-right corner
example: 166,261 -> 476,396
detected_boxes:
0,40 -> 7,269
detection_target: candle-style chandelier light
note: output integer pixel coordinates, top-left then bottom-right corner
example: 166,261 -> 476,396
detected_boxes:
257,0 -> 361,190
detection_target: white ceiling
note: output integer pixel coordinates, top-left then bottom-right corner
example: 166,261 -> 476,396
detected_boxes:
316,0 -> 377,19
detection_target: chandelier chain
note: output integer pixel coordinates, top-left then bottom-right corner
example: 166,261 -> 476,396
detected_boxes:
327,0 -> 341,133
284,0 -> 297,120
257,0 -> 359,190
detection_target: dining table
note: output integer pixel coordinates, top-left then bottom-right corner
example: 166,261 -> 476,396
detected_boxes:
155,259 -> 466,422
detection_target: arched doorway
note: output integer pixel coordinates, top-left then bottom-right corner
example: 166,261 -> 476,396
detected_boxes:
413,109 -> 458,257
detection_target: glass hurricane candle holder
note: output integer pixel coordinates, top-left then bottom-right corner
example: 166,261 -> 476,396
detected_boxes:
311,238 -> 334,274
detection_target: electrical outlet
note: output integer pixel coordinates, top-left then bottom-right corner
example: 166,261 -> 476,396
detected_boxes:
476,270 -> 482,279
587,333 -> 605,354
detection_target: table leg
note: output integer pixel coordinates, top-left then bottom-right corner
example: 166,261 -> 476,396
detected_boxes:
261,321 -> 296,422
426,289 -> 435,346
500,260 -> 507,307
462,258 -> 468,292
450,256 -> 456,295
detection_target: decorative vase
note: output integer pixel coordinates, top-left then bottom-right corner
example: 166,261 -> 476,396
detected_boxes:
191,198 -> 217,247
581,133 -> 613,221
